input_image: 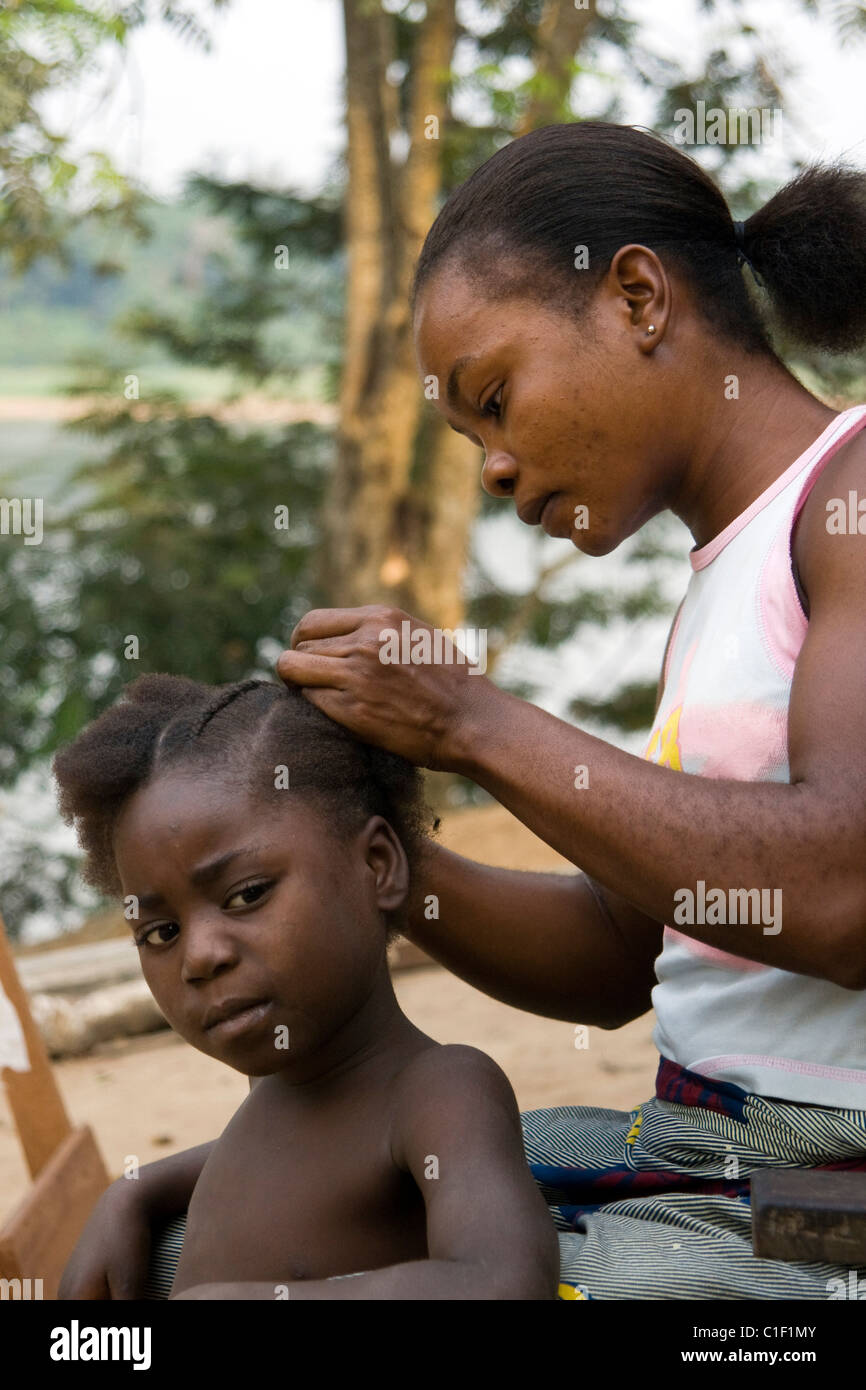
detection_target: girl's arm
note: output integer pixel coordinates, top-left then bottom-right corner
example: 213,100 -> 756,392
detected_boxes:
58,1141 -> 214,1299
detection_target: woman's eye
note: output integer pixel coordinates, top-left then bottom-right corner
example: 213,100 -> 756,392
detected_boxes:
482,385 -> 503,418
225,881 -> 272,910
136,922 -> 179,949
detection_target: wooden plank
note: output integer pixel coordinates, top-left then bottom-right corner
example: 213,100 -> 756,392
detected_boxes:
0,1125 -> 110,1300
0,911 -> 72,1177
751,1168 -> 866,1264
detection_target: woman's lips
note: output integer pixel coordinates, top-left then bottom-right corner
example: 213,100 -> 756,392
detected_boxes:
541,494 -> 562,535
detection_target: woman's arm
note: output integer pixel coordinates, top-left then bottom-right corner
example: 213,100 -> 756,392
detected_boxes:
278,446 -> 866,988
443,471 -> 866,988
396,606 -> 677,1025
403,843 -> 661,1028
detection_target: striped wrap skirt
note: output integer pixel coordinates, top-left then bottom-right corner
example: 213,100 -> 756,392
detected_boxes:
143,1057 -> 866,1300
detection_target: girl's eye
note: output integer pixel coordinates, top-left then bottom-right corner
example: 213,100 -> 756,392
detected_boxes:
481,385 -> 504,419
224,880 -> 273,910
135,922 -> 179,950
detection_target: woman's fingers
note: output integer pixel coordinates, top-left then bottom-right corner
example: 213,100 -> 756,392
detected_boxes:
276,648 -> 352,688
290,604 -> 396,648
281,606 -> 405,685
276,605 -> 494,769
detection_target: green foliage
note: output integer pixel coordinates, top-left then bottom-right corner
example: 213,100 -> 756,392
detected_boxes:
0,0 -> 230,270
115,179 -> 345,390
0,399 -> 332,785
570,679 -> 659,733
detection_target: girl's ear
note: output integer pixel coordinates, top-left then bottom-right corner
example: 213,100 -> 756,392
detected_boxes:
360,815 -> 410,913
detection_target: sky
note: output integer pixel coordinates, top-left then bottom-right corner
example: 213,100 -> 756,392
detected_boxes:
43,0 -> 866,203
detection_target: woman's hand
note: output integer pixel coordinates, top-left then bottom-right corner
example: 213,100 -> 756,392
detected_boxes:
276,605 -> 502,770
57,1179 -> 154,1301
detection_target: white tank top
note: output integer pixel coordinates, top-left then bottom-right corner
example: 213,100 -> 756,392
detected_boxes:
645,403 -> 866,1107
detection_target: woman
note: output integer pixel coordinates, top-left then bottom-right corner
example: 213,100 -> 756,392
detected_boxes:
277,123 -> 866,1298
62,122 -> 866,1301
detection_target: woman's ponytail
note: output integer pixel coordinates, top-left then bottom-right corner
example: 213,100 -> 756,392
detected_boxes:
743,163 -> 866,353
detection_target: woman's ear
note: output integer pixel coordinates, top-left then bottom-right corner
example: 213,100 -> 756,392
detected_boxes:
606,243 -> 671,348
360,815 -> 410,913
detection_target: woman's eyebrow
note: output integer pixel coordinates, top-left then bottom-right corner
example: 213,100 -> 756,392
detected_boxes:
448,420 -> 483,447
446,354 -> 479,407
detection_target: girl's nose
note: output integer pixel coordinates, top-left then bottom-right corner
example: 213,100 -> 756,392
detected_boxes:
481,449 -> 516,498
180,912 -> 240,983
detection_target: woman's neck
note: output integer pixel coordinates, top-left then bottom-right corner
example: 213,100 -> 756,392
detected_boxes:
670,354 -> 839,550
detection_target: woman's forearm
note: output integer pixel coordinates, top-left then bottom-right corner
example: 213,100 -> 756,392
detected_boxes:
446,683 -> 864,987
404,840 -> 659,1027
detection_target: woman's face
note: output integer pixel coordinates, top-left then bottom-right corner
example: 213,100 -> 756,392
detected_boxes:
413,258 -> 681,556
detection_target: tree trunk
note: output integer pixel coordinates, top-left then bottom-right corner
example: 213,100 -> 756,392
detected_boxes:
319,0 -> 598,628
319,0 -> 458,624
517,0 -> 597,135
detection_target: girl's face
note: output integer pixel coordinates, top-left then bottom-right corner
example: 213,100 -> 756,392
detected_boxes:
112,768 -> 408,1078
413,258 -> 686,556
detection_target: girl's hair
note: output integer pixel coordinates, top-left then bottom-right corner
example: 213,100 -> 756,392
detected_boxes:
412,121 -> 866,355
53,674 -> 434,937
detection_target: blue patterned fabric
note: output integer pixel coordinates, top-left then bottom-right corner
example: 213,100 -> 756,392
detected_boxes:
143,1056 -> 866,1300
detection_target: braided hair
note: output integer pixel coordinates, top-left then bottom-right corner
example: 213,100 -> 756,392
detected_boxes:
53,673 -> 434,934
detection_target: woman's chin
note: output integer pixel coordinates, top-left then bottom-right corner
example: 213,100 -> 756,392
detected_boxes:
570,527 -> 618,556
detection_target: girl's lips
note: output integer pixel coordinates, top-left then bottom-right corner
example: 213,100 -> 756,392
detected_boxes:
205,1000 -> 272,1041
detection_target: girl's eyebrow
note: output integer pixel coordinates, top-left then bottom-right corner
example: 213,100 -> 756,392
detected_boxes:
188,844 -> 273,888
132,843 -> 274,911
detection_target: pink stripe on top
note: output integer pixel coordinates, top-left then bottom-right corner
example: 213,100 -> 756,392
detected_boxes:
689,405 -> 866,571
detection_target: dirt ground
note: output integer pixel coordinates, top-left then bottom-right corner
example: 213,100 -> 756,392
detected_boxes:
0,802 -> 659,1220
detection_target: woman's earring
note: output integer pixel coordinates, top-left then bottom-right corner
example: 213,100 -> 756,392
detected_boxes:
646,324 -> 657,335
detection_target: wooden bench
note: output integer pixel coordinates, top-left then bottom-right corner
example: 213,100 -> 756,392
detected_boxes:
752,1167 -> 866,1267
0,911 -> 110,1300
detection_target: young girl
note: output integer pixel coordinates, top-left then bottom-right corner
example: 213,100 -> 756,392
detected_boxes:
53,673 -> 559,1299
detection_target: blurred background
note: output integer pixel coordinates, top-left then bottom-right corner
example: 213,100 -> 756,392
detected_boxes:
1,0 -> 866,1225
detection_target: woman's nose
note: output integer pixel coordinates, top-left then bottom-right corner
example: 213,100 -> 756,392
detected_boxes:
481,449 -> 517,498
